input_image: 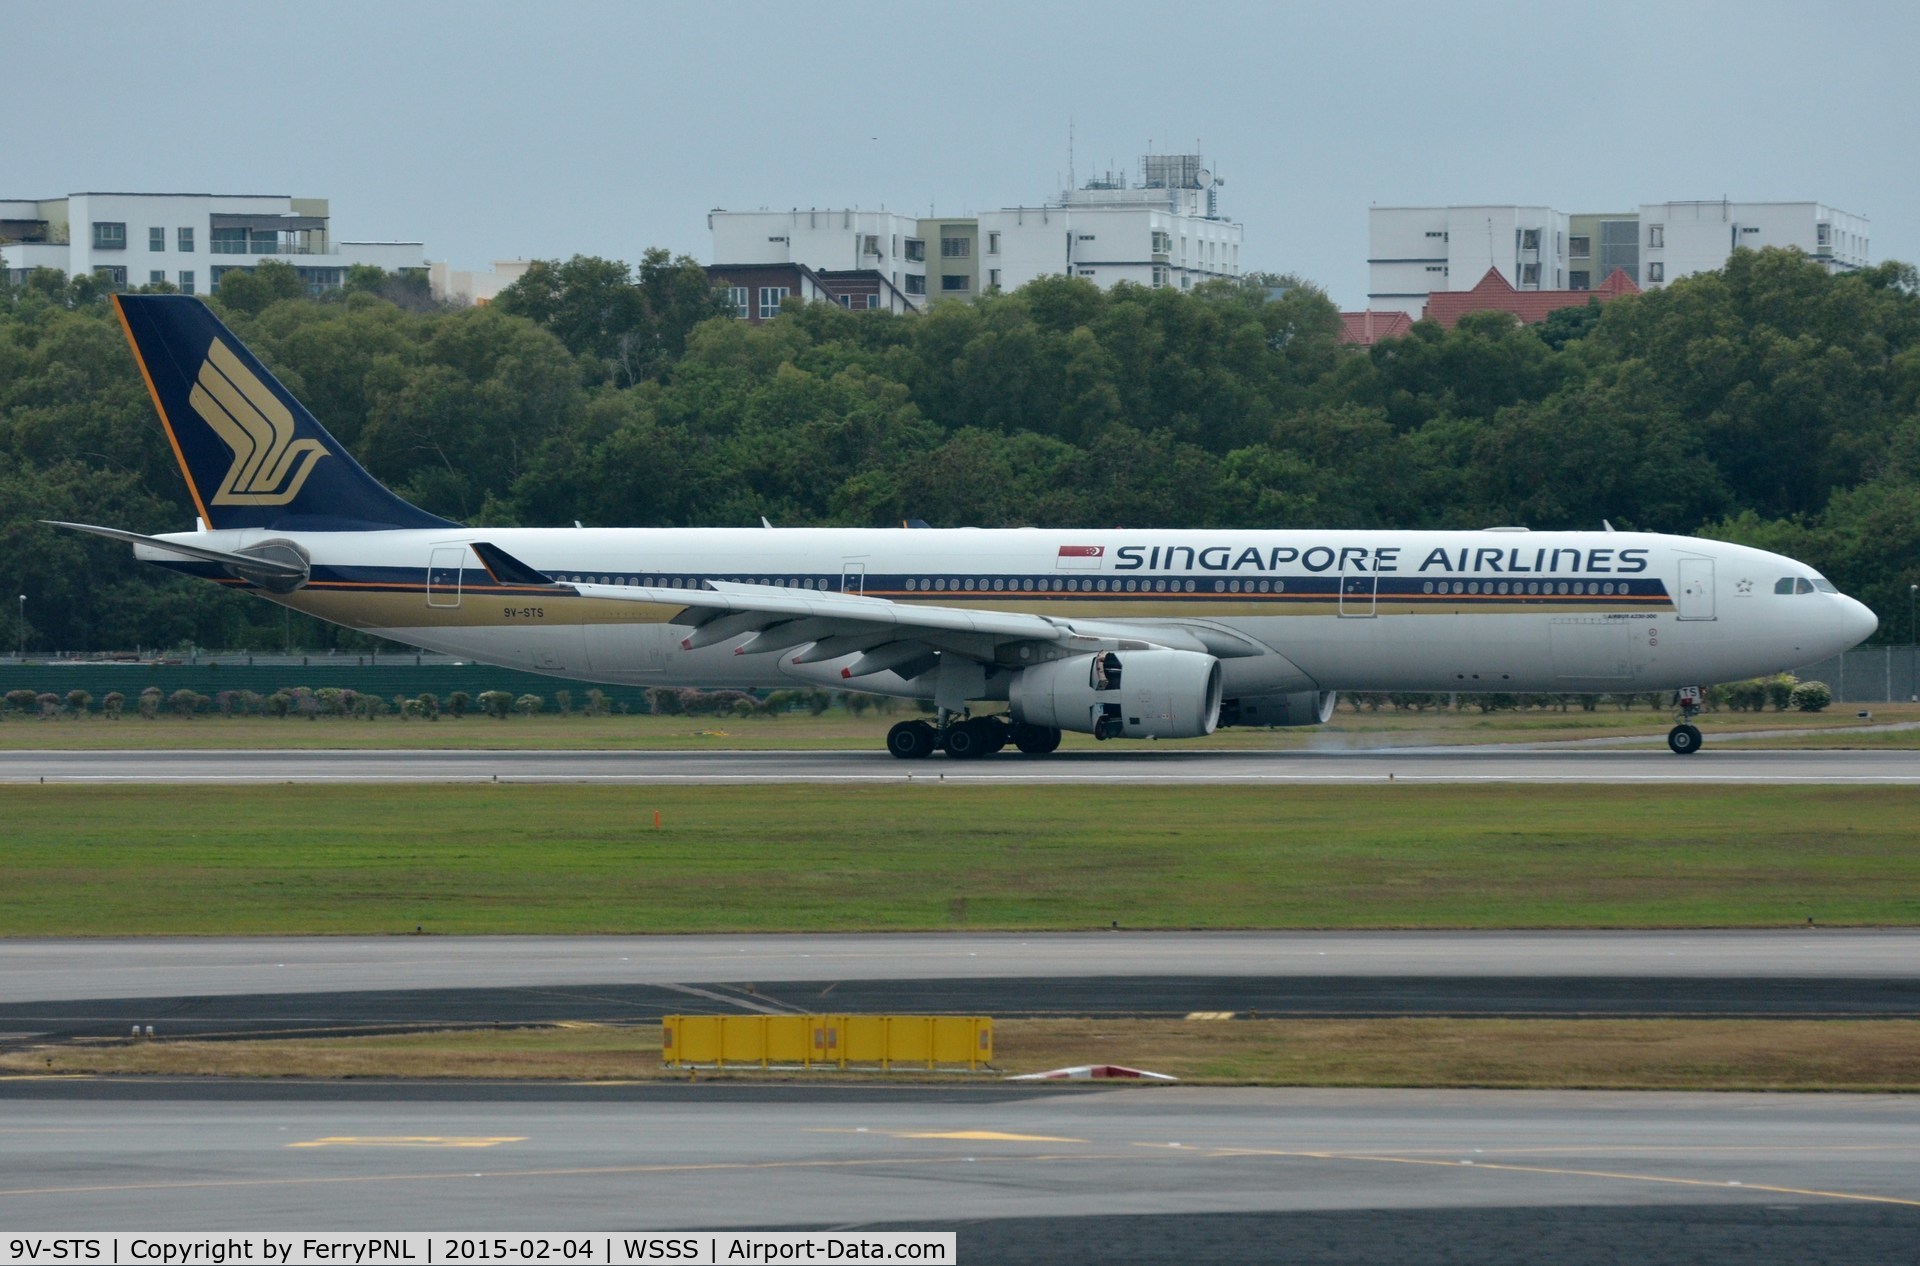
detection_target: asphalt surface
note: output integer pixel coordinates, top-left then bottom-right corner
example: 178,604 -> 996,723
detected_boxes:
4,746 -> 1919,783
2,1083 -> 1916,1263
5,932 -> 1916,1040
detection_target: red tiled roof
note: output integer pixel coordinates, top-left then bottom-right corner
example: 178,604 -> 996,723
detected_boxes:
1339,309 -> 1415,345
1423,267 -> 1640,329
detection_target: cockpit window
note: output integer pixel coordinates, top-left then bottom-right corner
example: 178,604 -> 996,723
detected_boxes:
1776,577 -> 1821,595
1774,577 -> 1796,594
1812,577 -> 1838,593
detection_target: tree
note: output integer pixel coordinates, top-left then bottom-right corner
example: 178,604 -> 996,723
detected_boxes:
214,260 -> 306,315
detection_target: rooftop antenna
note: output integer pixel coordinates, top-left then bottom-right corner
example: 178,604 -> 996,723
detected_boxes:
1068,116 -> 1076,191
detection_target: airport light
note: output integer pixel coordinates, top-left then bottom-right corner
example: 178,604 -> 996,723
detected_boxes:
15,594 -> 22,660
1910,583 -> 1917,702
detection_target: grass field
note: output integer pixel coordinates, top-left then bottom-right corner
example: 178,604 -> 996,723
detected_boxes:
3,783 -> 1917,935
2,702 -> 1916,750
11,1018 -> 1920,1092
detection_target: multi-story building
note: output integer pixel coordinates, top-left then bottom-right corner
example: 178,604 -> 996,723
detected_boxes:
428,259 -> 535,306
1637,200 -> 1868,288
979,153 -> 1242,294
708,209 -> 928,306
706,153 -> 1243,314
1368,205 -> 1571,317
705,263 -> 919,324
1369,198 -> 1869,316
1566,212 -> 1640,291
0,192 -> 424,294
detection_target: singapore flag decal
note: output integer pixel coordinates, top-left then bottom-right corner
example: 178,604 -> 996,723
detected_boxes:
1056,544 -> 1104,570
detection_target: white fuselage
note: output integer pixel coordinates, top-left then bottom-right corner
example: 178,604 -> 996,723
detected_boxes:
144,525 -> 1878,703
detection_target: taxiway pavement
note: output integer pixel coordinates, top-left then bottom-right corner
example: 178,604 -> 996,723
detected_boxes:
2,746 -> 1917,783
2,1082 -> 1915,1262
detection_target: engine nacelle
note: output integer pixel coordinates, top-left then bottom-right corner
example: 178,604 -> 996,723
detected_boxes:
1010,648 -> 1222,740
1217,690 -> 1338,729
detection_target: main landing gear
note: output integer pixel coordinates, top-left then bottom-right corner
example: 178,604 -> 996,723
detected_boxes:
885,715 -> 1063,760
1667,685 -> 1705,756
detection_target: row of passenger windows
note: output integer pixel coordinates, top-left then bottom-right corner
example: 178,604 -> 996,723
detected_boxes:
1422,580 -> 1628,596
905,577 -> 1227,593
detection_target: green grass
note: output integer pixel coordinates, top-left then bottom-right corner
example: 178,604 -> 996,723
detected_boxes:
3,784 -> 1917,935
3,702 -> 1915,750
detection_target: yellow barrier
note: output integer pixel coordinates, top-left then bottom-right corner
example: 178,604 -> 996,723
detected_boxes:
663,1015 -> 992,1070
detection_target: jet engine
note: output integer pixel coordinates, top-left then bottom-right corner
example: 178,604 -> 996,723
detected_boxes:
1010,648 -> 1222,739
1217,690 -> 1338,728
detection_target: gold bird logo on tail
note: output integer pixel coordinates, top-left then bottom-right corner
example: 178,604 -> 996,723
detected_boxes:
191,339 -> 328,505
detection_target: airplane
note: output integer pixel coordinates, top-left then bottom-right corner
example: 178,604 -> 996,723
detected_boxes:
52,294 -> 1878,759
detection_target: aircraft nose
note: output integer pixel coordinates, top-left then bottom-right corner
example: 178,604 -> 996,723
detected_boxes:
1839,595 -> 1878,647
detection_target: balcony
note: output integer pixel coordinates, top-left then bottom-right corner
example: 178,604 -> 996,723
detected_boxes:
210,238 -> 329,256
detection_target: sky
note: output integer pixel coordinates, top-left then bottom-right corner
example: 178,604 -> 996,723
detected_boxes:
6,0 -> 1916,308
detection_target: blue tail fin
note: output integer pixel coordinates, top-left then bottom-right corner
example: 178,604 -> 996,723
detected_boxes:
113,294 -> 455,532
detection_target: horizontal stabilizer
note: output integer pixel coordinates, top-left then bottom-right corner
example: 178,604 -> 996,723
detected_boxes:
470,541 -> 560,587
43,521 -> 307,580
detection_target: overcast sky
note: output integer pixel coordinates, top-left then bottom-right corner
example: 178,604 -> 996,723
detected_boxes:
8,0 -> 1915,307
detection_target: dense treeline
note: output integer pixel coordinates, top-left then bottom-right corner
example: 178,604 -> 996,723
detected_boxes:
2,246 -> 1917,653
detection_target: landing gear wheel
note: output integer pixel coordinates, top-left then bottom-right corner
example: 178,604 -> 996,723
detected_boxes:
1011,723 -> 1063,755
944,718 -> 1000,760
1667,723 -> 1703,756
886,720 -> 937,760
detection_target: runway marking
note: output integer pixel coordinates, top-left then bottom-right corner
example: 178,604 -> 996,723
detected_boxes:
1186,1011 -> 1236,1020
0,1151 -> 1126,1199
286,1136 -> 526,1149
897,1131 -> 1087,1143
1205,1147 -> 1920,1209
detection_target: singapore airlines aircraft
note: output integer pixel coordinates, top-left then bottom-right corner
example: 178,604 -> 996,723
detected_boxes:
56,295 -> 1877,759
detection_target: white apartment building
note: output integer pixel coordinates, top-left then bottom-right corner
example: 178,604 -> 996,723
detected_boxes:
1638,200 -> 1869,288
708,208 -> 928,303
707,154 -> 1242,306
0,192 -> 424,293
1368,205 -> 1570,318
979,154 -> 1243,294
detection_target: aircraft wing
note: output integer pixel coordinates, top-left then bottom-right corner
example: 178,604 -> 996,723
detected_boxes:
480,541 -> 1247,681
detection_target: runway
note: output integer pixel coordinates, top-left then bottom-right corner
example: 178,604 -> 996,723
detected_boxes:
3,745 -> 1919,783
5,933 -> 1918,1039
2,1081 -> 1916,1262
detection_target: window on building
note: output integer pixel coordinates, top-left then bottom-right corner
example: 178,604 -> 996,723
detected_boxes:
178,227 -> 194,252
1152,230 -> 1172,254
756,286 -> 788,317
1816,222 -> 1832,245
725,286 -> 749,319
987,231 -> 1000,255
941,274 -> 969,291
1521,228 -> 1541,250
1520,263 -> 1540,285
1648,262 -> 1665,282
1077,234 -> 1096,241
940,236 -> 969,258
1569,235 -> 1591,258
836,294 -> 852,307
904,274 -> 925,295
1079,268 -> 1095,277
862,234 -> 880,257
1648,224 -> 1664,247
148,227 -> 165,252
988,269 -> 1001,289
178,270 -> 194,294
904,238 -> 926,262
1151,265 -> 1168,288
93,265 -> 127,288
92,222 -> 126,250
866,294 -> 878,310
149,270 -> 166,286
211,227 -> 247,254
1569,270 -> 1590,291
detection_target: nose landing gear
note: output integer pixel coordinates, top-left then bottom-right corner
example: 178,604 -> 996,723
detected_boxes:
1667,685 -> 1705,755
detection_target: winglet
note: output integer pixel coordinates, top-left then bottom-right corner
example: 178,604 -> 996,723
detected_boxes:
470,541 -> 559,587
